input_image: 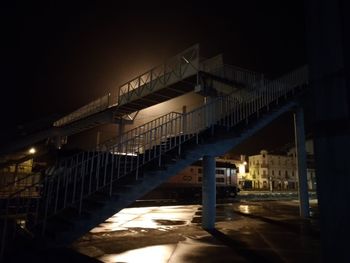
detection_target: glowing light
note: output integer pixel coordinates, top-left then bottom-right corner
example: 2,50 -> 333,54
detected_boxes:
99,244 -> 176,263
112,151 -> 137,156
243,161 -> 247,165
239,205 -> 250,214
28,148 -> 36,154
90,205 -> 198,233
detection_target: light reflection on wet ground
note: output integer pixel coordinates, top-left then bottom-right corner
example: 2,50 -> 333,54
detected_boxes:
74,200 -> 320,262
99,244 -> 176,263
90,205 -> 200,233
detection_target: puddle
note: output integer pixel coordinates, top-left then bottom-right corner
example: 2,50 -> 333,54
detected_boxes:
90,205 -> 200,233
153,219 -> 186,226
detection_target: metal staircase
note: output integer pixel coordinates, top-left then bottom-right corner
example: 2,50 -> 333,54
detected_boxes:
0,63 -> 308,260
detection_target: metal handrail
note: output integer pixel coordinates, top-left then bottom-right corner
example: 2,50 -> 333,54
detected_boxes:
53,44 -> 200,127
0,65 -> 308,260
100,111 -> 182,149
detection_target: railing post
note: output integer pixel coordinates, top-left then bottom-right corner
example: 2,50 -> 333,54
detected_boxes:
79,152 -> 86,214
96,152 -> 101,190
103,151 -> 108,186
182,105 -> 187,135
54,171 -> 60,214
88,151 -> 94,195
136,153 -> 140,180
116,150 -> 121,179
109,148 -> 115,196
72,155 -> 79,203
63,161 -> 70,208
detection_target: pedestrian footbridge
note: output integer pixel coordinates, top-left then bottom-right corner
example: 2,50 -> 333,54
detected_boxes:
0,44 -> 309,260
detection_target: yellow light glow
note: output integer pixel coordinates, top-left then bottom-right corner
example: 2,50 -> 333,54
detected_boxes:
28,148 -> 36,154
243,161 -> 247,165
239,205 -> 250,214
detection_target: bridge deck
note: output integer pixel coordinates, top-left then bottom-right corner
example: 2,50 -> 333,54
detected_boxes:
54,45 -> 200,130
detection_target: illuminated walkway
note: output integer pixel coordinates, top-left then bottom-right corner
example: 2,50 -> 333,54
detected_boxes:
72,200 -> 320,263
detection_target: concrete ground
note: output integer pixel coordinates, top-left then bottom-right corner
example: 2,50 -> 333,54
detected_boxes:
72,199 -> 320,263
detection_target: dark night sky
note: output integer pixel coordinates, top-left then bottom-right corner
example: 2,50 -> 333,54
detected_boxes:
0,1 -> 306,152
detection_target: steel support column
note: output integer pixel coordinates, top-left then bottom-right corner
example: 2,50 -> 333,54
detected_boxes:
293,107 -> 310,218
202,155 -> 216,229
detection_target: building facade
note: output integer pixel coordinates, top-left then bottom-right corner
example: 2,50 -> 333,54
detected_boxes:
246,149 -> 316,191
248,150 -> 297,190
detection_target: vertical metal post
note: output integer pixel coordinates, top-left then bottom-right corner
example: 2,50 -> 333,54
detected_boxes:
63,160 -> 69,208
79,153 -> 86,214
54,171 -> 60,213
293,106 -> 310,218
72,155 -> 78,203
182,105 -> 187,135
117,152 -> 121,179
135,154 -> 139,180
109,148 -> 115,196
103,151 -> 108,186
96,153 -> 100,190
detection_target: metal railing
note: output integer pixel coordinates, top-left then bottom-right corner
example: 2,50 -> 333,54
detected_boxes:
53,94 -> 111,127
101,111 -> 182,150
118,44 -> 199,106
0,65 -> 308,260
52,45 -> 263,129
210,64 -> 263,87
53,44 -> 200,127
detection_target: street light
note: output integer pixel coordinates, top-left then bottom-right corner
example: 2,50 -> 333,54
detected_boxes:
28,147 -> 36,154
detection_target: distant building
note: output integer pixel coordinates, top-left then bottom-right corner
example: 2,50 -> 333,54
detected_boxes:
246,147 -> 316,190
0,159 -> 41,198
248,150 -> 296,190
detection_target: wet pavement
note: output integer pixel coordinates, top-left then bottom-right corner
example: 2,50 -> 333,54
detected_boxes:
73,199 -> 320,263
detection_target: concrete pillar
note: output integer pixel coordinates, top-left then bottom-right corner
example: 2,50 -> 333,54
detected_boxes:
293,107 -> 310,218
202,155 -> 216,229
305,0 -> 350,260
